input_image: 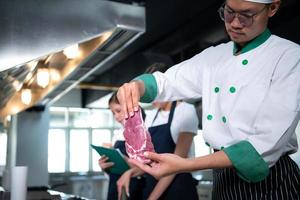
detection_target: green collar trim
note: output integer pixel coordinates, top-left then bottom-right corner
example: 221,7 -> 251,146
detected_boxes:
233,28 -> 271,55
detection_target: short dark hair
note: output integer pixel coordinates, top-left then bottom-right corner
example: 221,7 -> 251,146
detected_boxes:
144,63 -> 169,74
108,91 -> 119,105
108,91 -> 146,120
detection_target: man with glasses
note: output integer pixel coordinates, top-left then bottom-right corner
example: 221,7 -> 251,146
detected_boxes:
116,0 -> 300,199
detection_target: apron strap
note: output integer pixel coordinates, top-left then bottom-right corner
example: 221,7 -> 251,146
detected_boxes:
167,101 -> 177,125
151,108 -> 161,127
151,101 -> 177,127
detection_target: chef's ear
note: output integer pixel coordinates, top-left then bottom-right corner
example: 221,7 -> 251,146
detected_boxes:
268,1 -> 281,17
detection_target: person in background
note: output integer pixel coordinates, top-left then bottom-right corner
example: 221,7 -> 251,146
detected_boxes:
98,92 -> 145,200
116,0 -> 300,199
116,63 -> 199,200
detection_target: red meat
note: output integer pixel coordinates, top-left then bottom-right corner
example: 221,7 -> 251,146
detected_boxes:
123,108 -> 155,163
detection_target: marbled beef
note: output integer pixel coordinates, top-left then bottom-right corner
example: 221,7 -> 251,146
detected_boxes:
123,108 -> 155,163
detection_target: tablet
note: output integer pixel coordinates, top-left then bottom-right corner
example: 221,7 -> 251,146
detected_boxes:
91,144 -> 130,175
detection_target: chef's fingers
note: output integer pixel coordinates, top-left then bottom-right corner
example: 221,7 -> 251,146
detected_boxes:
129,159 -> 153,172
127,84 -> 135,117
144,152 -> 162,162
117,85 -> 129,119
149,161 -> 160,168
131,81 -> 141,112
122,83 -> 135,118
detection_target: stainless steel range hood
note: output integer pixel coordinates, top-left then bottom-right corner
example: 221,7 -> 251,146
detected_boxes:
0,0 -> 145,116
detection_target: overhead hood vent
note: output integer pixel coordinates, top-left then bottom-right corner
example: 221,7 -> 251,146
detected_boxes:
0,0 -> 145,117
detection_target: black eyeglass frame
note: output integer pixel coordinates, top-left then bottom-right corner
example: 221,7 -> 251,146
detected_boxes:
218,3 -> 269,27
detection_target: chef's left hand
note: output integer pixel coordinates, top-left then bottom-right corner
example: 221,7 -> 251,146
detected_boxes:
129,152 -> 190,179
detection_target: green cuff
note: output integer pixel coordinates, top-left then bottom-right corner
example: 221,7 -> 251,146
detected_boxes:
134,74 -> 157,103
223,140 -> 269,183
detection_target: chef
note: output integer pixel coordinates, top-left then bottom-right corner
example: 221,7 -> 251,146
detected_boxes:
116,63 -> 199,200
116,0 -> 300,199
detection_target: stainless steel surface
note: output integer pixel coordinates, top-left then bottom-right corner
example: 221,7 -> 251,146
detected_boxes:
0,0 -> 145,71
0,0 -> 145,116
76,83 -> 119,91
0,64 -> 35,108
45,28 -> 142,106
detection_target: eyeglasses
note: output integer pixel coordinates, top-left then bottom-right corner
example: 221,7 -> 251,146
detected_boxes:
218,4 -> 268,27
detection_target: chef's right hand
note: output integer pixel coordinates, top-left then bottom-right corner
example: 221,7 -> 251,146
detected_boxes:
117,80 -> 145,119
98,156 -> 114,172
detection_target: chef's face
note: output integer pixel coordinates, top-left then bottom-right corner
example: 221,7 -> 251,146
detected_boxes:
109,102 -> 124,123
223,0 -> 279,46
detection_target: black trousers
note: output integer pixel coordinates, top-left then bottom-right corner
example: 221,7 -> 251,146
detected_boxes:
212,155 -> 300,200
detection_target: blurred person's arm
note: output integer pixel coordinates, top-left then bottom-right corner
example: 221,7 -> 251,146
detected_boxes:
117,167 -> 144,200
147,133 -> 194,200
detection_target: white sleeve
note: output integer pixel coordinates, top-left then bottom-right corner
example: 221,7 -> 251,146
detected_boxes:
171,102 -> 199,143
248,47 -> 300,166
153,47 -> 213,102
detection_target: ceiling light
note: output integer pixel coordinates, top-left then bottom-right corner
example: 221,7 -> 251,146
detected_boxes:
44,55 -> 54,64
12,80 -> 23,92
49,69 -> 61,82
21,89 -> 32,105
63,44 -> 80,59
11,106 -> 19,115
6,115 -> 11,122
25,72 -> 34,82
101,31 -> 113,41
27,60 -> 38,71
37,68 -> 50,88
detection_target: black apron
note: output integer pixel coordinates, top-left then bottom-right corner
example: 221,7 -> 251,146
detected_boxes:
212,153 -> 300,200
107,140 -> 144,200
143,102 -> 199,200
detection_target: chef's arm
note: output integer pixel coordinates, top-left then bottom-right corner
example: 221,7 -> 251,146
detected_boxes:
147,133 -> 194,200
187,149 -> 233,171
131,147 -> 233,181
186,140 -> 270,183
117,53 -> 206,118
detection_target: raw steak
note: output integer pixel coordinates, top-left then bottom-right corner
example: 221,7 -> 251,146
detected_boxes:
123,108 -> 155,163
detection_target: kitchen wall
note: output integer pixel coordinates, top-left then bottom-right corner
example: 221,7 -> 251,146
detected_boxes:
15,109 -> 49,187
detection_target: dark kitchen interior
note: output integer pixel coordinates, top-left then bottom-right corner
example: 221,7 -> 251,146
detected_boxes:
0,0 -> 299,199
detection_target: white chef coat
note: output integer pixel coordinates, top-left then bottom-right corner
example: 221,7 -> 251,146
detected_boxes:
151,31 -> 300,168
136,29 -> 300,183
